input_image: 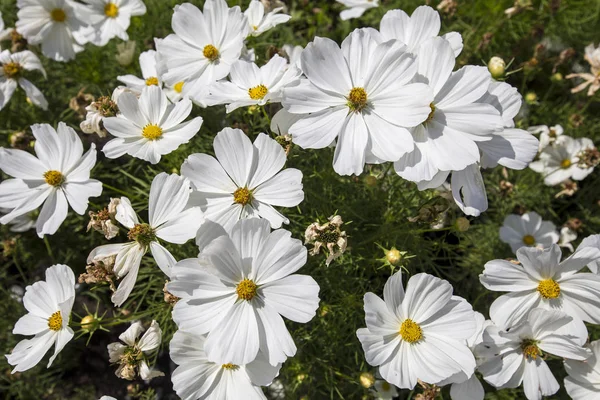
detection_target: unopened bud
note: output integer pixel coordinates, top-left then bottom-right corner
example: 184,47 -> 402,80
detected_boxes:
386,248 -> 402,266
488,57 -> 506,79
359,372 -> 375,388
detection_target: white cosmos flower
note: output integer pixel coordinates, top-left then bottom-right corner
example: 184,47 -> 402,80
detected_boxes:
559,226 -> 578,253
108,320 -> 164,381
244,0 -> 290,37
356,271 -> 477,389
118,50 -> 162,93
0,207 -> 37,232
479,244 -> 600,338
336,0 -> 379,21
102,85 -> 203,164
476,309 -> 591,400
499,211 -> 559,254
87,173 -> 203,307
170,330 -> 281,400
529,135 -> 596,186
0,123 -> 102,237
207,55 -> 301,112
80,0 -> 146,47
0,50 -> 48,110
282,28 -> 433,176
271,108 -> 302,136
181,128 -> 303,231
5,264 -> 75,373
16,0 -> 89,62
564,339 -> 600,400
156,0 -> 249,106
167,218 -> 320,366
578,234 -> 600,273
527,124 -> 564,151
379,6 -> 463,56
372,379 -> 398,399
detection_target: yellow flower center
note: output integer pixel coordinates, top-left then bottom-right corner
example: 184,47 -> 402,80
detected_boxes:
560,159 -> 572,169
3,62 -> 22,79
521,339 -> 541,360
538,279 -> 561,299
236,278 -> 257,301
51,8 -> 67,22
522,234 -> 536,246
425,103 -> 436,124
252,25 -> 259,31
145,76 -> 159,86
174,81 -> 185,93
104,3 -> 119,18
142,124 -> 163,140
233,187 -> 252,205
127,223 -> 156,246
381,382 -> 391,391
48,311 -> 62,331
222,363 -> 240,370
347,87 -> 368,112
44,170 -> 64,187
248,84 -> 268,100
203,44 -> 219,62
399,319 -> 423,344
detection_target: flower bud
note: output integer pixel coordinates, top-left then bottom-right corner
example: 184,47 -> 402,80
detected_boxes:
488,57 -> 506,79
359,372 -> 375,388
386,248 -> 402,266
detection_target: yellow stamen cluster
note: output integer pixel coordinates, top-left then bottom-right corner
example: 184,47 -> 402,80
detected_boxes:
222,363 -> 240,370
127,223 -> 156,246
347,87 -> 368,112
104,3 -> 119,18
174,82 -> 185,93
44,170 -> 65,187
3,62 -> 22,79
521,339 -> 541,360
203,44 -> 219,62
537,279 -> 561,299
248,84 -> 268,100
236,278 -> 257,301
142,124 -> 163,140
233,187 -> 252,206
399,319 -> 423,344
51,8 -> 66,22
425,103 -> 436,124
560,159 -> 572,169
145,76 -> 159,86
48,311 -> 63,331
522,234 -> 536,246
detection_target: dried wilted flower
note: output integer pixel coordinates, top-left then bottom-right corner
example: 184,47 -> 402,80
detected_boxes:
555,180 -> 578,198
415,380 -> 440,400
2,237 -> 18,258
275,134 -> 293,155
116,41 -> 137,66
437,0 -> 458,16
79,254 -> 117,291
569,113 -> 584,127
577,147 -> 600,169
565,217 -> 583,231
163,280 -> 179,305
477,32 -> 493,51
499,180 -> 514,195
261,0 -> 287,13
87,198 -> 120,239
553,47 -> 575,73
81,95 -> 120,138
9,29 -> 27,53
567,43 -> 600,96
9,130 -> 33,150
305,215 -> 348,266
69,88 -> 95,117
505,0 -> 533,18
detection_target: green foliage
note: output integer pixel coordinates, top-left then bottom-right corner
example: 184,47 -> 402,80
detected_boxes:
0,0 -> 599,399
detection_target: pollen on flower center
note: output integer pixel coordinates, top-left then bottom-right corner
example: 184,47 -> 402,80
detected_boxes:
142,124 -> 163,140
236,278 -> 257,301
3,62 -> 22,79
233,187 -> 252,205
48,311 -> 62,331
145,76 -> 159,86
51,8 -> 66,22
521,339 -> 541,360
399,319 -> 423,344
44,170 -> 65,187
127,223 -> 156,246
222,363 -> 240,370
104,3 -> 119,18
174,81 -> 185,93
424,103 -> 436,124
347,87 -> 368,112
538,279 -> 561,299
203,44 -> 219,62
522,234 -> 536,246
248,84 -> 268,100
560,159 -> 572,169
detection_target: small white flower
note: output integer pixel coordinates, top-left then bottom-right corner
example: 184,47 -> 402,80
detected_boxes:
115,40 -> 136,66
118,50 -> 162,93
0,49 -> 48,110
373,379 -> 398,399
0,207 -> 37,232
5,265 -> 76,373
87,173 -> 203,306
336,0 -> 379,21
479,244 -> 600,337
527,124 -> 564,150
282,44 -> 303,69
578,234 -> 600,273
182,128 -> 304,231
564,339 -> 600,400
559,226 -> 577,252
102,85 -> 203,164
529,135 -> 596,186
0,123 -> 102,237
356,271 -> 477,389
9,285 -> 25,303
476,309 -> 591,400
499,211 -> 559,253
379,6 -> 463,56
245,0 -> 290,36
168,218 -> 320,366
81,0 -> 146,47
156,0 -> 249,105
207,55 -> 301,112
16,0 -> 89,62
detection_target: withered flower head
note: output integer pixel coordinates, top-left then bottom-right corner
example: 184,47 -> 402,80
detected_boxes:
305,215 -> 348,266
